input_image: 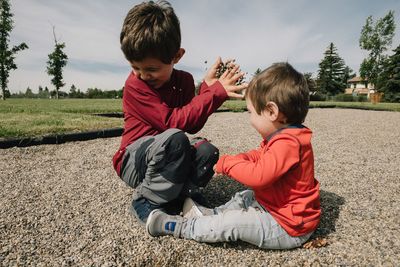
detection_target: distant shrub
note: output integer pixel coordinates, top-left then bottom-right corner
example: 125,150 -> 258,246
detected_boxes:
310,92 -> 327,101
356,95 -> 368,102
383,92 -> 400,103
334,94 -> 356,102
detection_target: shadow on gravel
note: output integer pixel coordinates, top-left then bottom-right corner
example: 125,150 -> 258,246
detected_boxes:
204,176 -> 247,207
313,190 -> 345,237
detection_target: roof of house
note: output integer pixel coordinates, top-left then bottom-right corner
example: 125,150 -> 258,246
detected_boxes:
348,76 -> 367,83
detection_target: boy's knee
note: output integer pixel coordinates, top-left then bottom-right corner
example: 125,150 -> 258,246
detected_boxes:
161,131 -> 192,184
191,138 -> 219,187
164,130 -> 191,155
191,137 -> 219,162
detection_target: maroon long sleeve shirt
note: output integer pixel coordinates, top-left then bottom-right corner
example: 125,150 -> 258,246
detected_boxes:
112,69 -> 228,176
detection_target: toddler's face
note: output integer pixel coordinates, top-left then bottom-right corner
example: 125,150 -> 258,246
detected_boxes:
130,57 -> 174,89
246,99 -> 275,139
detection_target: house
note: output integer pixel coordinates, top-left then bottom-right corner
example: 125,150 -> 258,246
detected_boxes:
344,76 -> 375,98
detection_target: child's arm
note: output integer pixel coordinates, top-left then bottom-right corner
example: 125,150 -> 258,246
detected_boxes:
215,135 -> 301,188
124,76 -> 227,134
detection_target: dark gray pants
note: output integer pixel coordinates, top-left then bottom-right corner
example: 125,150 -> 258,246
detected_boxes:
120,129 -> 218,205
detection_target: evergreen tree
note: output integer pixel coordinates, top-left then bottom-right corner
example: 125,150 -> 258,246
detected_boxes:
359,10 -> 396,91
38,85 -> 50,98
0,0 -> 28,100
303,72 -> 317,94
381,44 -> 400,102
317,43 -> 348,95
46,26 -> 68,99
69,84 -> 77,98
342,66 -> 356,87
25,87 -> 34,98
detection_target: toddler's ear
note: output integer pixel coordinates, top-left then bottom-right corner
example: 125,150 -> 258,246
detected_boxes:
265,101 -> 280,121
173,48 -> 185,63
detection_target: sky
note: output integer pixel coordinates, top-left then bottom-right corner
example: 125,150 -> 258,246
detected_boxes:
7,0 -> 400,93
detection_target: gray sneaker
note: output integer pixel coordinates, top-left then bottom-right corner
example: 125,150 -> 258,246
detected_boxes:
146,209 -> 183,237
182,197 -> 215,218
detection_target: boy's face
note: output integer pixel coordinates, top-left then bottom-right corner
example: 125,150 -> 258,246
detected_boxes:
129,49 -> 185,89
130,57 -> 174,89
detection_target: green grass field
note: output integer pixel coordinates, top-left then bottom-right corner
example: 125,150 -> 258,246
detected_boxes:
1,98 -> 399,139
0,99 -> 123,139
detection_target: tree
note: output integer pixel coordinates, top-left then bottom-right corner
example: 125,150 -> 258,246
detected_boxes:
317,43 -> 349,95
342,66 -> 356,87
25,87 -> 34,98
46,26 -> 68,99
0,0 -> 28,100
69,84 -> 84,98
3,88 -> 10,98
380,44 -> 400,102
69,84 -> 77,97
38,85 -> 50,98
303,72 -> 317,94
359,10 -> 396,91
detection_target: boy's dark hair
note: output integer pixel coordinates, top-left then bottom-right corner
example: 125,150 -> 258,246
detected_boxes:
245,62 -> 309,124
120,0 -> 181,64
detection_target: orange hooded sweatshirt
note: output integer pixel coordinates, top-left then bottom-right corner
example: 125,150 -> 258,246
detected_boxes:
216,125 -> 321,237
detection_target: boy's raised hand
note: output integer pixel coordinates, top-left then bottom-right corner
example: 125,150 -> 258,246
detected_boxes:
204,57 -> 236,86
218,63 -> 248,99
204,57 -> 223,86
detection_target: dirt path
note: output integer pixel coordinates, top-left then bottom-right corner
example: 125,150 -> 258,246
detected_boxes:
1,109 -> 399,266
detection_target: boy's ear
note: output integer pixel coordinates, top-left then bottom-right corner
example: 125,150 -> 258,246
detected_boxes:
172,48 -> 185,64
265,102 -> 280,121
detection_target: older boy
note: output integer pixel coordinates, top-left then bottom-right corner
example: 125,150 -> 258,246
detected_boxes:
113,0 -> 246,225
146,62 -> 321,250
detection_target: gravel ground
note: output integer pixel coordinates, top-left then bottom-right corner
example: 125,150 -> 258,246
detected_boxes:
1,108 -> 399,266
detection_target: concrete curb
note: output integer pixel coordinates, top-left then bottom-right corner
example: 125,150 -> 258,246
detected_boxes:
0,128 -> 123,149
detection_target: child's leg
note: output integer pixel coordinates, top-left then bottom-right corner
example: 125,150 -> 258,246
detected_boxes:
121,128 -> 192,223
213,190 -> 255,214
178,137 -> 219,206
183,190 -> 255,218
187,137 -> 219,188
182,206 -> 264,246
136,129 -> 192,204
181,207 -> 311,249
180,190 -> 312,249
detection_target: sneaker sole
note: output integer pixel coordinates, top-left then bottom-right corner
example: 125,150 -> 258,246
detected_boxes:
145,209 -> 161,236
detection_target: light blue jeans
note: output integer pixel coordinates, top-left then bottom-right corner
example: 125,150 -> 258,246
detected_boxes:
181,190 -> 313,249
